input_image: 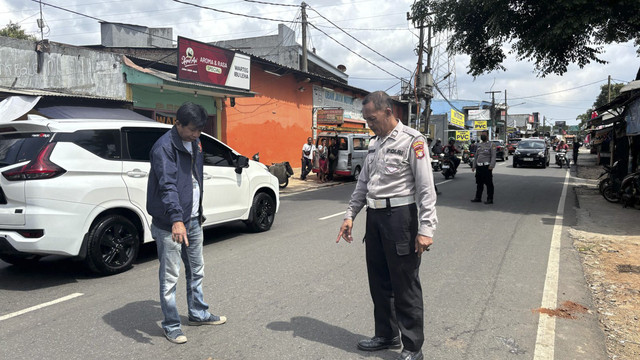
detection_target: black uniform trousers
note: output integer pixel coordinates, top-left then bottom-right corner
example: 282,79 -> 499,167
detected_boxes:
475,165 -> 494,200
365,203 -> 423,352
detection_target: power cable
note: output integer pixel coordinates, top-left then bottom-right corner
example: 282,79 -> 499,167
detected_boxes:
306,22 -> 402,80
242,0 -> 298,7
172,0 -> 301,23
509,79 -> 608,100
307,6 -> 412,74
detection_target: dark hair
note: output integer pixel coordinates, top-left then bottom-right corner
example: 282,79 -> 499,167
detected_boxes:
176,102 -> 208,129
362,91 -> 393,111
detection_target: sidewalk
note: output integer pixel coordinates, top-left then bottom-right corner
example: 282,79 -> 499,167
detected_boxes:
569,148 -> 640,359
279,167 -> 349,195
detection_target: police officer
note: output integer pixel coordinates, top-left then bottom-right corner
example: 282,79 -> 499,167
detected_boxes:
337,91 -> 437,360
471,131 -> 496,204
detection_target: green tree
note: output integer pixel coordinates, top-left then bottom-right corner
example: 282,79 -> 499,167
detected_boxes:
0,21 -> 37,41
410,0 -> 640,77
576,83 -> 625,127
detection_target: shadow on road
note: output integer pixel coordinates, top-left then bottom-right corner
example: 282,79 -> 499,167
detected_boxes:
102,300 -> 163,344
267,316 -> 397,359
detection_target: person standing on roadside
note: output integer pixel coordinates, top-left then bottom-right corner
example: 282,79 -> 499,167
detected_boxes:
301,137 -> 315,180
147,102 -> 226,344
573,137 -> 582,165
336,91 -> 438,360
327,137 -> 339,181
471,131 -> 496,204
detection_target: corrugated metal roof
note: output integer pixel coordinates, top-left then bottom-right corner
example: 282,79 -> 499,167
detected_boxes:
0,87 -> 129,102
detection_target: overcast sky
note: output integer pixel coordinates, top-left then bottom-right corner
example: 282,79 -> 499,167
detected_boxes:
2,0 -> 638,125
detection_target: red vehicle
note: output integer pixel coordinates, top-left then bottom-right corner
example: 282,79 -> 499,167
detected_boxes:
507,138 -> 521,154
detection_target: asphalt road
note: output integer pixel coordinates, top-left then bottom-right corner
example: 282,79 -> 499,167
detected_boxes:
0,157 -> 608,360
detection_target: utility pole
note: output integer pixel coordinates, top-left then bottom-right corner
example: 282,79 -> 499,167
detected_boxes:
301,2 -> 308,73
485,90 -> 501,140
415,21 -> 424,131
608,74 -> 612,102
503,89 -> 508,143
423,24 -> 433,135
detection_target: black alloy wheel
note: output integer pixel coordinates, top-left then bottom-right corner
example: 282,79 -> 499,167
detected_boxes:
246,192 -> 276,232
85,215 -> 140,275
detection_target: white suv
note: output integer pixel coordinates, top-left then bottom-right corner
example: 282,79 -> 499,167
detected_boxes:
0,118 -> 279,275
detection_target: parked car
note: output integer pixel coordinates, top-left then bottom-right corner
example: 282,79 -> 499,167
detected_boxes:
507,138 -> 521,154
491,140 -> 508,161
0,118 -> 280,275
316,131 -> 371,179
512,139 -> 550,168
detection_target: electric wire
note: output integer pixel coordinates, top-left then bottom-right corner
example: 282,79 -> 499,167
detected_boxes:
242,0 -> 298,7
307,6 -> 412,74
509,79 -> 608,100
172,0 -> 302,23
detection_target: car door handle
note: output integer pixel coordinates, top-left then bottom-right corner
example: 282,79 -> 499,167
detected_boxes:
203,172 -> 212,180
126,169 -> 148,178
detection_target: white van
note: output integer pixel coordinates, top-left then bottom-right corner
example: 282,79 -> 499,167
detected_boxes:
315,131 -> 371,179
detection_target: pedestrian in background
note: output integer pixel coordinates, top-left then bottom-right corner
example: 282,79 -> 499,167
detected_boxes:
317,138 -> 328,183
327,137 -> 339,181
336,91 -> 437,360
471,131 -> 496,204
300,137 -> 315,180
147,102 -> 226,344
573,137 -> 582,165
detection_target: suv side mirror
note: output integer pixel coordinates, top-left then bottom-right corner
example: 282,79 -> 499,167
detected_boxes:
235,155 -> 249,174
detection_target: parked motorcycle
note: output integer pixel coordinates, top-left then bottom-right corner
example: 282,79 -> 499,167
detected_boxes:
441,155 -> 457,179
252,153 -> 293,188
621,172 -> 640,209
555,150 -> 569,168
598,161 -> 620,195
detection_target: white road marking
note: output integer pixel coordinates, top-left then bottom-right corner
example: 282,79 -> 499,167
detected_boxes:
435,180 -> 451,186
533,170 -> 570,359
0,293 -> 84,321
319,211 -> 346,221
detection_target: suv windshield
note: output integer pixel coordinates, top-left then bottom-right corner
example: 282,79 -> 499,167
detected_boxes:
0,133 -> 51,167
518,141 -> 545,149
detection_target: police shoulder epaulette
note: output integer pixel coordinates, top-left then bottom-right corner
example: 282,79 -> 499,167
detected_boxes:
402,126 -> 421,138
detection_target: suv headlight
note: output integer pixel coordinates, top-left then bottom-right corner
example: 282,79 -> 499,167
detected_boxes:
515,150 -> 520,155
538,151 -> 545,157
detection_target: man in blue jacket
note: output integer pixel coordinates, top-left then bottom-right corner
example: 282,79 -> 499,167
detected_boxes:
147,102 -> 226,344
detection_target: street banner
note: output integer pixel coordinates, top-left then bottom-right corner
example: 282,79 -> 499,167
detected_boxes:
456,130 -> 470,141
317,108 -> 344,125
468,109 -> 490,120
450,109 -> 465,128
474,121 -> 487,130
177,36 -> 251,90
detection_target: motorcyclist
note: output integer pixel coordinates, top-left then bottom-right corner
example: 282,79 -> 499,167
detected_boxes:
444,138 -> 461,171
469,139 -> 477,154
556,141 -> 569,152
432,138 -> 444,155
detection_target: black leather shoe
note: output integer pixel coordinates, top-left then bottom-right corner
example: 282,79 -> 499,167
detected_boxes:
357,336 -> 401,351
396,349 -> 424,360
484,199 -> 493,204
470,198 -> 482,202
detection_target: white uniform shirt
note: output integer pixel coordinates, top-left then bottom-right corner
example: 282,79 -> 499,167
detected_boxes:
345,121 -> 438,237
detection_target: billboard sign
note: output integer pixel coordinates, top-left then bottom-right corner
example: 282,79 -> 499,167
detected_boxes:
177,36 -> 250,90
456,131 -> 470,141
450,109 -> 465,128
474,121 -> 487,130
317,108 -> 344,125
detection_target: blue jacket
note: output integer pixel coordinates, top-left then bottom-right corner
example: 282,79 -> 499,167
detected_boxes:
147,126 -> 204,232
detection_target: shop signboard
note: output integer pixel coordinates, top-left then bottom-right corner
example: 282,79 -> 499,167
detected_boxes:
456,130 -> 470,141
177,36 -> 250,90
317,108 -> 344,125
450,109 -> 465,128
474,121 -> 487,130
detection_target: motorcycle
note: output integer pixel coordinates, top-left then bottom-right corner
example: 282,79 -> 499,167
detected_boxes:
621,171 -> 640,209
462,149 -> 470,164
555,150 -> 569,168
252,153 -> 293,189
431,153 -> 442,172
468,151 -> 475,167
441,155 -> 457,179
598,161 -> 620,195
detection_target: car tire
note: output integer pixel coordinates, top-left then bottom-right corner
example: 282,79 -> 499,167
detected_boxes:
85,215 -> 140,275
513,161 -> 517,168
352,166 -> 361,181
0,253 -> 43,267
245,192 -> 276,233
